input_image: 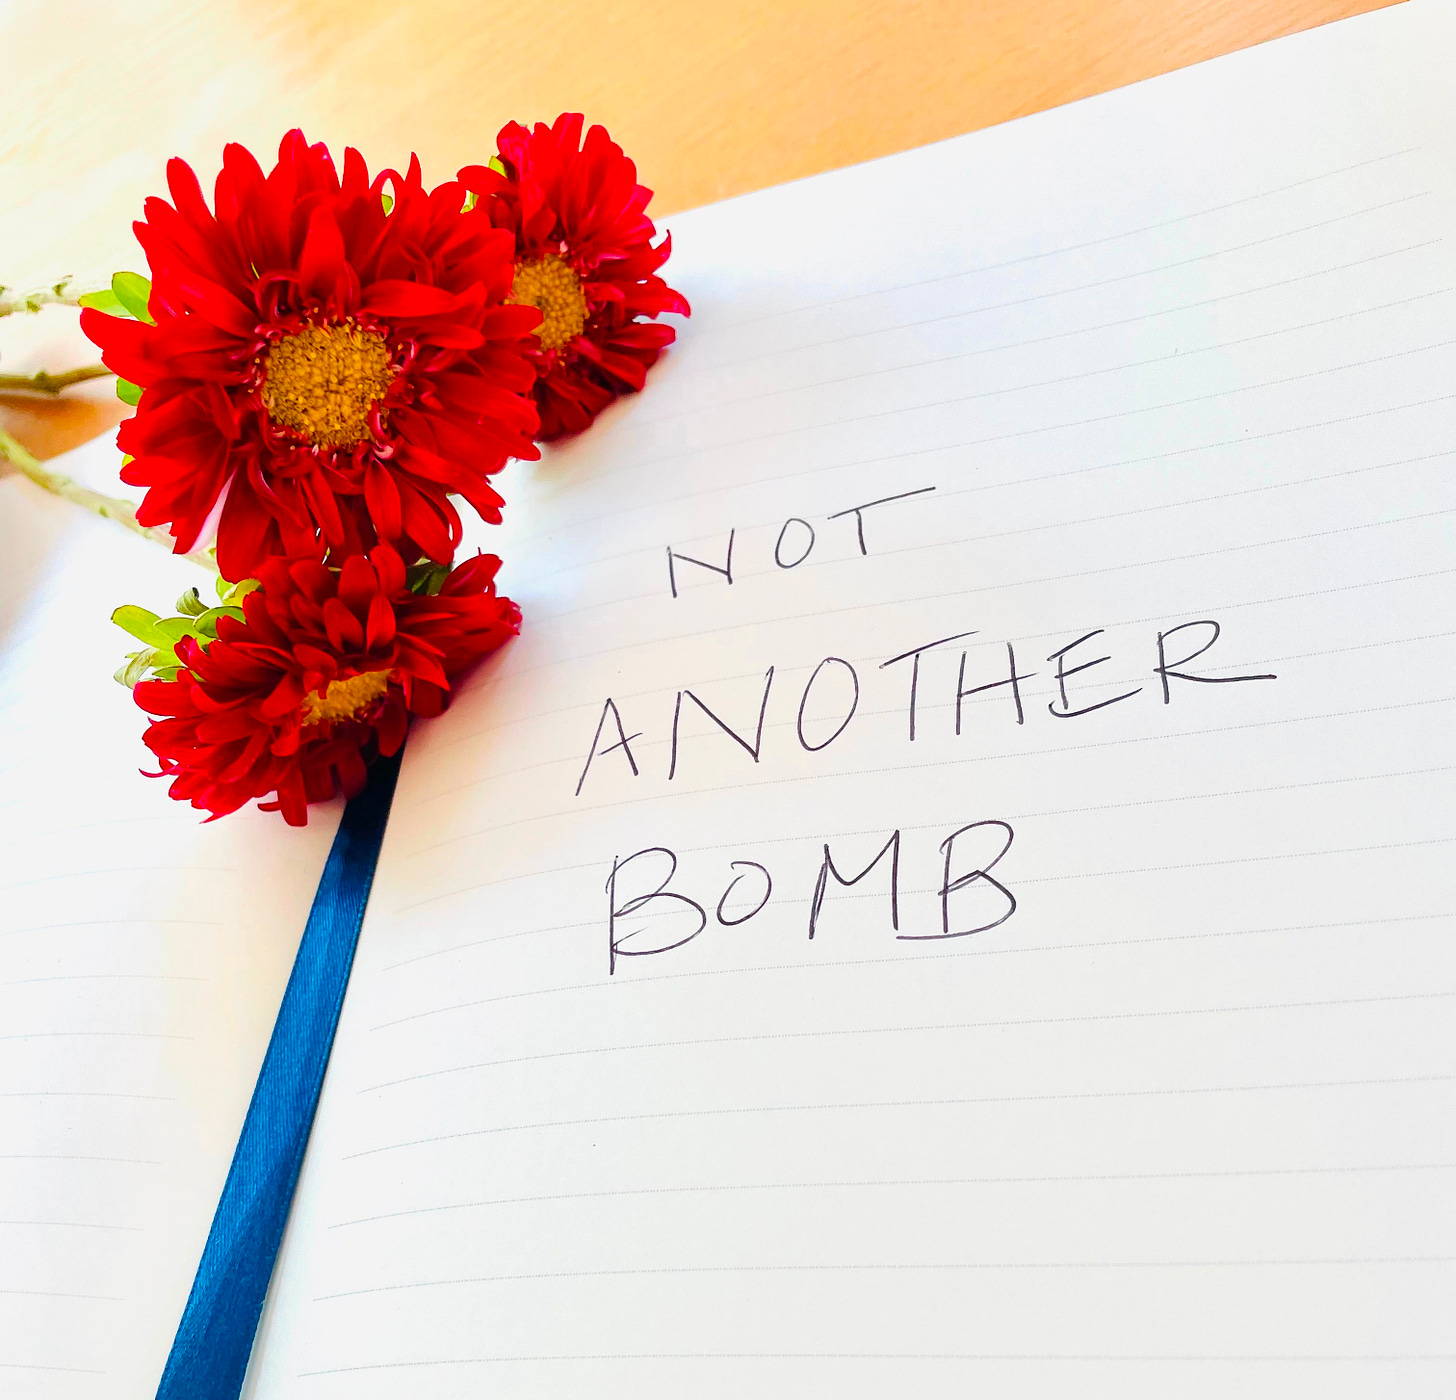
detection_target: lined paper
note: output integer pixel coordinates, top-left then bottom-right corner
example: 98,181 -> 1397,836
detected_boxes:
241,2 -> 1456,1394
0,445 -> 339,1399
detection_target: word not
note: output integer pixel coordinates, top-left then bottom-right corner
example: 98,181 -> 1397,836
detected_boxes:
605,821 -> 1017,974
665,486 -> 936,598
574,618 -> 1275,796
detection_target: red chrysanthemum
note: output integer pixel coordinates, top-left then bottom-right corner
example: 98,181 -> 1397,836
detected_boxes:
459,113 -> 690,440
82,130 -> 544,581
134,546 -> 518,824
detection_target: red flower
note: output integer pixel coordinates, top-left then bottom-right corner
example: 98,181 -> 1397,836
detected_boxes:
82,131 -> 543,581
459,113 -> 690,440
134,546 -> 518,824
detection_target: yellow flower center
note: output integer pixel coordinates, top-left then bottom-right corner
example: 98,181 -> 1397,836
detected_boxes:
300,669 -> 393,725
509,255 -> 588,353
261,323 -> 395,446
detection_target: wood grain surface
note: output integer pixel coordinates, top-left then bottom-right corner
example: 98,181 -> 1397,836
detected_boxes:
0,0 -> 1396,461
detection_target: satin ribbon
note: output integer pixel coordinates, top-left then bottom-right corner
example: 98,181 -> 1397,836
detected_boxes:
155,749 -> 402,1399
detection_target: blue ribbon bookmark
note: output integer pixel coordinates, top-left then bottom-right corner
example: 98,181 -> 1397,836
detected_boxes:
155,749 -> 402,1399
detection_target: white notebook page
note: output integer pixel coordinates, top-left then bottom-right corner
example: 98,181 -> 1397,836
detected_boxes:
0,444 -> 339,1399
250,3 -> 1456,1395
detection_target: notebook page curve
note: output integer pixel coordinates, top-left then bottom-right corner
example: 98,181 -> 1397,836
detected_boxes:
250,4 -> 1456,1396
0,440 -> 340,1399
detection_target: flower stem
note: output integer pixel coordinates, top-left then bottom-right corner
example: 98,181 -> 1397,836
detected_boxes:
0,427 -> 218,573
0,276 -> 100,318
0,364 -> 114,396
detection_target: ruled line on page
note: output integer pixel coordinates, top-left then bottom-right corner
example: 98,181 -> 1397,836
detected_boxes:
365,908 -> 1454,1025
2,809 -> 229,850
0,1362 -> 107,1376
0,1220 -> 143,1232
556,189 -> 1432,459
327,1158 -> 1456,1231
343,1076 -> 1456,1164
538,329 -> 1456,513
314,1256 -> 1456,1303
1,866 -> 235,896
1019,833 -> 1456,885
343,1051 -> 1456,1147
0,1288 -> 122,1301
368,895 -> 1452,1026
690,147 -> 1419,337
637,186 -> 1432,395
622,263 -> 1448,434
0,761 -> 211,806
297,1352 -> 1456,1374
0,1092 -> 177,1102
0,1154 -> 159,1165
0,974 -> 207,988
0,918 -> 226,941
0,1031 -> 194,1042
373,898 -> 1451,989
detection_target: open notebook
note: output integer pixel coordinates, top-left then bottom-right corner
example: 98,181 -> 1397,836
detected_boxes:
3,2 -> 1454,1394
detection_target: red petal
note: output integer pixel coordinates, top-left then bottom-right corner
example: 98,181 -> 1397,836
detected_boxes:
322,597 -> 365,651
363,461 -> 403,541
360,280 -> 465,318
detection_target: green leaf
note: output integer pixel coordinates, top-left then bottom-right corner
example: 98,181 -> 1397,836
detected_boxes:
152,616 -> 196,644
381,193 -> 394,214
111,271 -> 154,324
488,155 -> 507,177
406,560 -> 451,596
116,378 -> 143,407
461,190 -> 478,213
114,648 -> 159,688
175,587 -> 207,616
78,288 -> 125,315
192,606 -> 243,638
112,605 -> 165,647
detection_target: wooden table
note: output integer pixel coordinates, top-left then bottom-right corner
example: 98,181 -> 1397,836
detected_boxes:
0,0 -> 1394,461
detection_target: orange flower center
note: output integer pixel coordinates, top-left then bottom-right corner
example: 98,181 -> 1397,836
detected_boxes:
509,255 -> 588,353
300,668 -> 393,725
261,323 -> 394,446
